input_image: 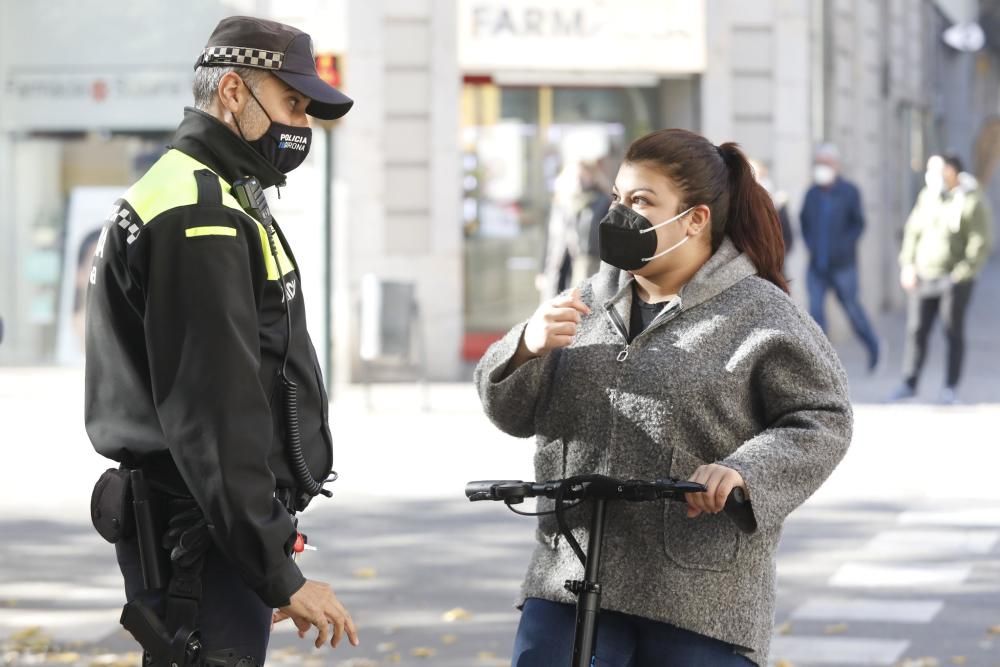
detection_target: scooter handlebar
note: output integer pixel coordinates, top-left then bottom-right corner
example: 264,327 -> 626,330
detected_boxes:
465,477 -> 757,534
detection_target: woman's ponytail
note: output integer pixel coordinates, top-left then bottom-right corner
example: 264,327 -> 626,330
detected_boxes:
624,129 -> 790,294
717,142 -> 789,294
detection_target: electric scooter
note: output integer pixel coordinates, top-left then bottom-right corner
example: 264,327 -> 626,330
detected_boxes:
466,474 -> 756,667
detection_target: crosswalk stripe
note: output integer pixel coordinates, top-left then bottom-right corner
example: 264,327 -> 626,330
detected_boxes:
0,608 -> 122,642
829,562 -> 971,588
860,529 -> 998,557
769,636 -> 909,664
898,508 -> 1000,527
790,597 -> 943,623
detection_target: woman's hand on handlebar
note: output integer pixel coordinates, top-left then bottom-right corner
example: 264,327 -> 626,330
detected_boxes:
685,464 -> 746,518
508,289 -> 592,372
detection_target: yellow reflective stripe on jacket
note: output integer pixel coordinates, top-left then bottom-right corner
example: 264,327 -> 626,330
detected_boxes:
257,224 -> 295,279
186,226 -> 238,238
123,149 -> 295,279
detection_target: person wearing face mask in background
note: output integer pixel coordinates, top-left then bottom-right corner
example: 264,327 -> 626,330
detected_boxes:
889,154 -> 994,404
475,129 -> 852,666
536,160 -> 613,300
748,158 -> 793,254
84,16 -> 359,663
800,143 -> 881,371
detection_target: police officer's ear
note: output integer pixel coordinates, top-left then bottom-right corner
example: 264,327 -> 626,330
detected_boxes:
218,71 -> 248,116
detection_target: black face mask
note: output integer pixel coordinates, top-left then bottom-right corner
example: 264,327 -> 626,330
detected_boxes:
598,205 -> 694,271
235,86 -> 312,174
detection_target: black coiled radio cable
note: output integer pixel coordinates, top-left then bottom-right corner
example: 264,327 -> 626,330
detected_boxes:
232,176 -> 331,502
264,225 -> 331,501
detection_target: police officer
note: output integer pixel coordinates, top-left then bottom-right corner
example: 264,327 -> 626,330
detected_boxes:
85,16 -> 358,663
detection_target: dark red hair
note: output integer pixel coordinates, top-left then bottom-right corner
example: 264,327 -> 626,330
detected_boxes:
624,129 -> 789,293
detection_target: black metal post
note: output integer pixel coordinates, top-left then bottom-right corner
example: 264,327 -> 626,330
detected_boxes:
572,497 -> 607,667
322,125 -> 334,397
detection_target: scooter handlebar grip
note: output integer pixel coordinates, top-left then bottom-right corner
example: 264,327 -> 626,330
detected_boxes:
466,480 -> 523,501
724,487 -> 758,534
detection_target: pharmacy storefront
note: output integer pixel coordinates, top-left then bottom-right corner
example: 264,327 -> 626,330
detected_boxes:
455,0 -> 706,357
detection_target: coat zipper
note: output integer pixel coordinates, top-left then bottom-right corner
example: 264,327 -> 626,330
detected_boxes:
604,298 -> 682,362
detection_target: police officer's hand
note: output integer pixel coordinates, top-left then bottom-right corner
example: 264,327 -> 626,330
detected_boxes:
685,464 -> 746,518
273,579 -> 359,649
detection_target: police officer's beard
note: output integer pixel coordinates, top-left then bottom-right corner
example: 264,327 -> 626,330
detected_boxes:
232,102 -> 269,144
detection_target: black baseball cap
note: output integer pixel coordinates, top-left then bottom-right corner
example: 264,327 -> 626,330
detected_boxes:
196,16 -> 353,120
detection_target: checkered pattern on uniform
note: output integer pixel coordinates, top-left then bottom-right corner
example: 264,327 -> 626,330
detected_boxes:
201,46 -> 284,70
108,202 -> 141,245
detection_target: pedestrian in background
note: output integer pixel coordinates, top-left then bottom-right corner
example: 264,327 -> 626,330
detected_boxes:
477,129 -> 852,666
749,158 -> 793,254
537,160 -> 612,300
800,143 -> 881,371
889,154 -> 994,403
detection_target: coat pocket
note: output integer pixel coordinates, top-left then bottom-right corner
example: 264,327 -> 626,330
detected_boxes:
663,446 -> 741,572
533,438 -> 566,546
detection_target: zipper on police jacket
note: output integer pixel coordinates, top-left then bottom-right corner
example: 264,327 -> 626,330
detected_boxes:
604,298 -> 681,363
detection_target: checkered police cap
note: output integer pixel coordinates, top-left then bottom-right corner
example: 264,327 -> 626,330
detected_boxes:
196,16 -> 353,120
201,46 -> 285,70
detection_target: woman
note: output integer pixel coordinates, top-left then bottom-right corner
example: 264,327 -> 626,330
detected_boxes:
474,129 -> 852,666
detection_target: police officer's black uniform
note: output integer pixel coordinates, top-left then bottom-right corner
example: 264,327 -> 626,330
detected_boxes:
84,16 -> 353,663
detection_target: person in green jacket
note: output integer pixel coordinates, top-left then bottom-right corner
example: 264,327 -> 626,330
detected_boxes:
889,154 -> 994,403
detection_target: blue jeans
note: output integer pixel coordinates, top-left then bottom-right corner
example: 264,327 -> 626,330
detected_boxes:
807,264 -> 879,362
512,598 -> 754,667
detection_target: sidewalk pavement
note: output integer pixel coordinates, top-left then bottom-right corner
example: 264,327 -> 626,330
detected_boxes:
0,257 -> 996,664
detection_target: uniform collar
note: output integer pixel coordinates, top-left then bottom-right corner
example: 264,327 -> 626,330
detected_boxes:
169,107 -> 287,190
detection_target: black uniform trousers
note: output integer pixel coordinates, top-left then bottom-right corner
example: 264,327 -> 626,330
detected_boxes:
901,279 -> 975,390
116,536 -> 273,663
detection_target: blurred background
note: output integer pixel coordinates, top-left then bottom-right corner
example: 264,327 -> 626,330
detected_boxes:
1,0 -> 1000,665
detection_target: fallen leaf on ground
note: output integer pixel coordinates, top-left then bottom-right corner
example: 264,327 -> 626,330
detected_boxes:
774,660 -> 794,667
824,623 -> 848,635
774,622 -> 793,635
440,633 -> 458,645
899,658 -> 941,667
442,607 -> 472,622
410,646 -> 436,658
8,626 -> 51,652
352,567 -> 377,579
950,657 -> 967,665
375,641 -> 396,652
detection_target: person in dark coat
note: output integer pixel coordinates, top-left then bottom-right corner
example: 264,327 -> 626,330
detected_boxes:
800,143 -> 880,370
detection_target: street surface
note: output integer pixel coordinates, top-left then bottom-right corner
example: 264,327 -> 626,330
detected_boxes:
1,259 -> 998,666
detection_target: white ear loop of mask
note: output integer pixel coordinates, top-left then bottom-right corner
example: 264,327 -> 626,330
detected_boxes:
640,206 -> 695,262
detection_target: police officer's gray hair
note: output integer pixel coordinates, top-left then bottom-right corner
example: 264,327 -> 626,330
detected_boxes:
192,66 -> 265,110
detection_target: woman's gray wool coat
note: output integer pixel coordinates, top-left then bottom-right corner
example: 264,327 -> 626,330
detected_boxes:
474,238 -> 853,665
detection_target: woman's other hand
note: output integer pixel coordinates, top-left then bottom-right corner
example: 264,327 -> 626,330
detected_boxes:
685,464 -> 746,518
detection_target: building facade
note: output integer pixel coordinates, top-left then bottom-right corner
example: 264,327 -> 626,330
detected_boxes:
1,0 -> 996,383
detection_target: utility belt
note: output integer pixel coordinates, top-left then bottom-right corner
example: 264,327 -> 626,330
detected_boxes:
91,467 -> 301,666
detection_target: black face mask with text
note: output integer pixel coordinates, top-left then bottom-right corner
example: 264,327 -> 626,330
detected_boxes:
235,85 -> 312,174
